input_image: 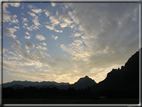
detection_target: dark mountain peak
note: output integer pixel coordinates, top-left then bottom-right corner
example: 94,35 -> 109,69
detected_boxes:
84,75 -> 89,78
72,76 -> 97,89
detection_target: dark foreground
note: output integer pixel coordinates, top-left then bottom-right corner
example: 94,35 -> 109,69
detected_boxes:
3,98 -> 139,104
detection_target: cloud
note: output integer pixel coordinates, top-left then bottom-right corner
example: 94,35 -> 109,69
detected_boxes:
32,51 -> 49,58
60,23 -> 68,28
24,36 -> 31,39
36,45 -> 47,51
26,25 -> 39,31
49,16 -> 59,25
32,16 -> 40,26
4,27 -> 17,39
3,3 -> 19,24
42,42 -> 46,46
45,25 -> 54,30
54,29 -> 63,33
10,15 -> 19,24
59,13 -> 72,23
31,8 -> 42,14
36,34 -> 46,41
3,14 -> 19,24
28,4 -> 35,9
14,26 -> 19,29
58,3 -> 139,82
9,3 -> 20,7
11,40 -> 21,51
45,25 -> 62,33
25,32 -> 30,35
22,17 -> 28,23
28,12 -> 36,17
24,31 -> 31,39
44,10 -> 51,17
25,42 -> 35,50
3,61 -> 26,74
52,35 -> 58,40
3,12 -> 11,22
70,32 -> 81,37
51,3 -> 56,7
23,23 -> 28,28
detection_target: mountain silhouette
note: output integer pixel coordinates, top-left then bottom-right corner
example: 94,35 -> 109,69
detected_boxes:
3,80 -> 70,88
71,75 -> 97,89
91,48 -> 140,98
2,76 -> 97,90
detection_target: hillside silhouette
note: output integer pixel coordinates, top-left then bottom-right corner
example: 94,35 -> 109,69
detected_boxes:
91,48 -> 140,98
2,48 -> 140,99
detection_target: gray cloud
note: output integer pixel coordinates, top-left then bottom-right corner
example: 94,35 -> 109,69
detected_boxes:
11,40 -> 21,51
25,42 -> 35,50
4,27 -> 17,39
59,3 -> 139,82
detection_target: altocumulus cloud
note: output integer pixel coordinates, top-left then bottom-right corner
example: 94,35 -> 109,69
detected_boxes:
36,34 -> 46,41
58,3 -> 140,82
31,8 -> 42,14
4,27 -> 17,39
25,42 -> 35,50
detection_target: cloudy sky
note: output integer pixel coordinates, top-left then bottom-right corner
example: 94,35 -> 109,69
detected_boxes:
2,2 -> 140,84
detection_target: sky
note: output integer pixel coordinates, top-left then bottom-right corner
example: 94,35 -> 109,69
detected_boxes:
2,2 -> 140,84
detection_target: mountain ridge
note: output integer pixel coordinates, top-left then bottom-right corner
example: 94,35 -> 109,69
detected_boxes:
91,48 -> 140,98
2,75 -> 97,89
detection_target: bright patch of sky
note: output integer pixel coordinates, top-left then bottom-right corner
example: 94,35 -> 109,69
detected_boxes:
2,2 -> 140,84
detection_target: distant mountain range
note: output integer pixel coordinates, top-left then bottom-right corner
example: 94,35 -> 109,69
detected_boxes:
3,81 -> 70,89
2,75 -> 97,90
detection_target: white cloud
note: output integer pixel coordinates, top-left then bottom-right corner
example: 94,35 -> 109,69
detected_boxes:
52,35 -> 58,40
11,15 -> 19,24
3,61 -> 27,74
24,36 -> 31,39
32,16 -> 40,26
3,12 -> 11,22
9,3 -> 20,7
72,32 -> 81,37
26,25 -> 39,31
43,42 -> 46,46
25,32 -> 30,35
36,45 -> 47,51
54,29 -> 63,33
24,23 -> 28,26
45,25 -> 62,33
36,34 -> 46,41
3,13 -> 19,24
14,26 -> 19,29
44,10 -> 51,17
28,12 -> 36,17
60,23 -> 68,28
31,8 -> 42,14
45,25 -> 54,30
25,42 -> 35,50
51,3 -> 56,7
22,17 -> 28,23
4,27 -> 17,39
49,16 -> 59,25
